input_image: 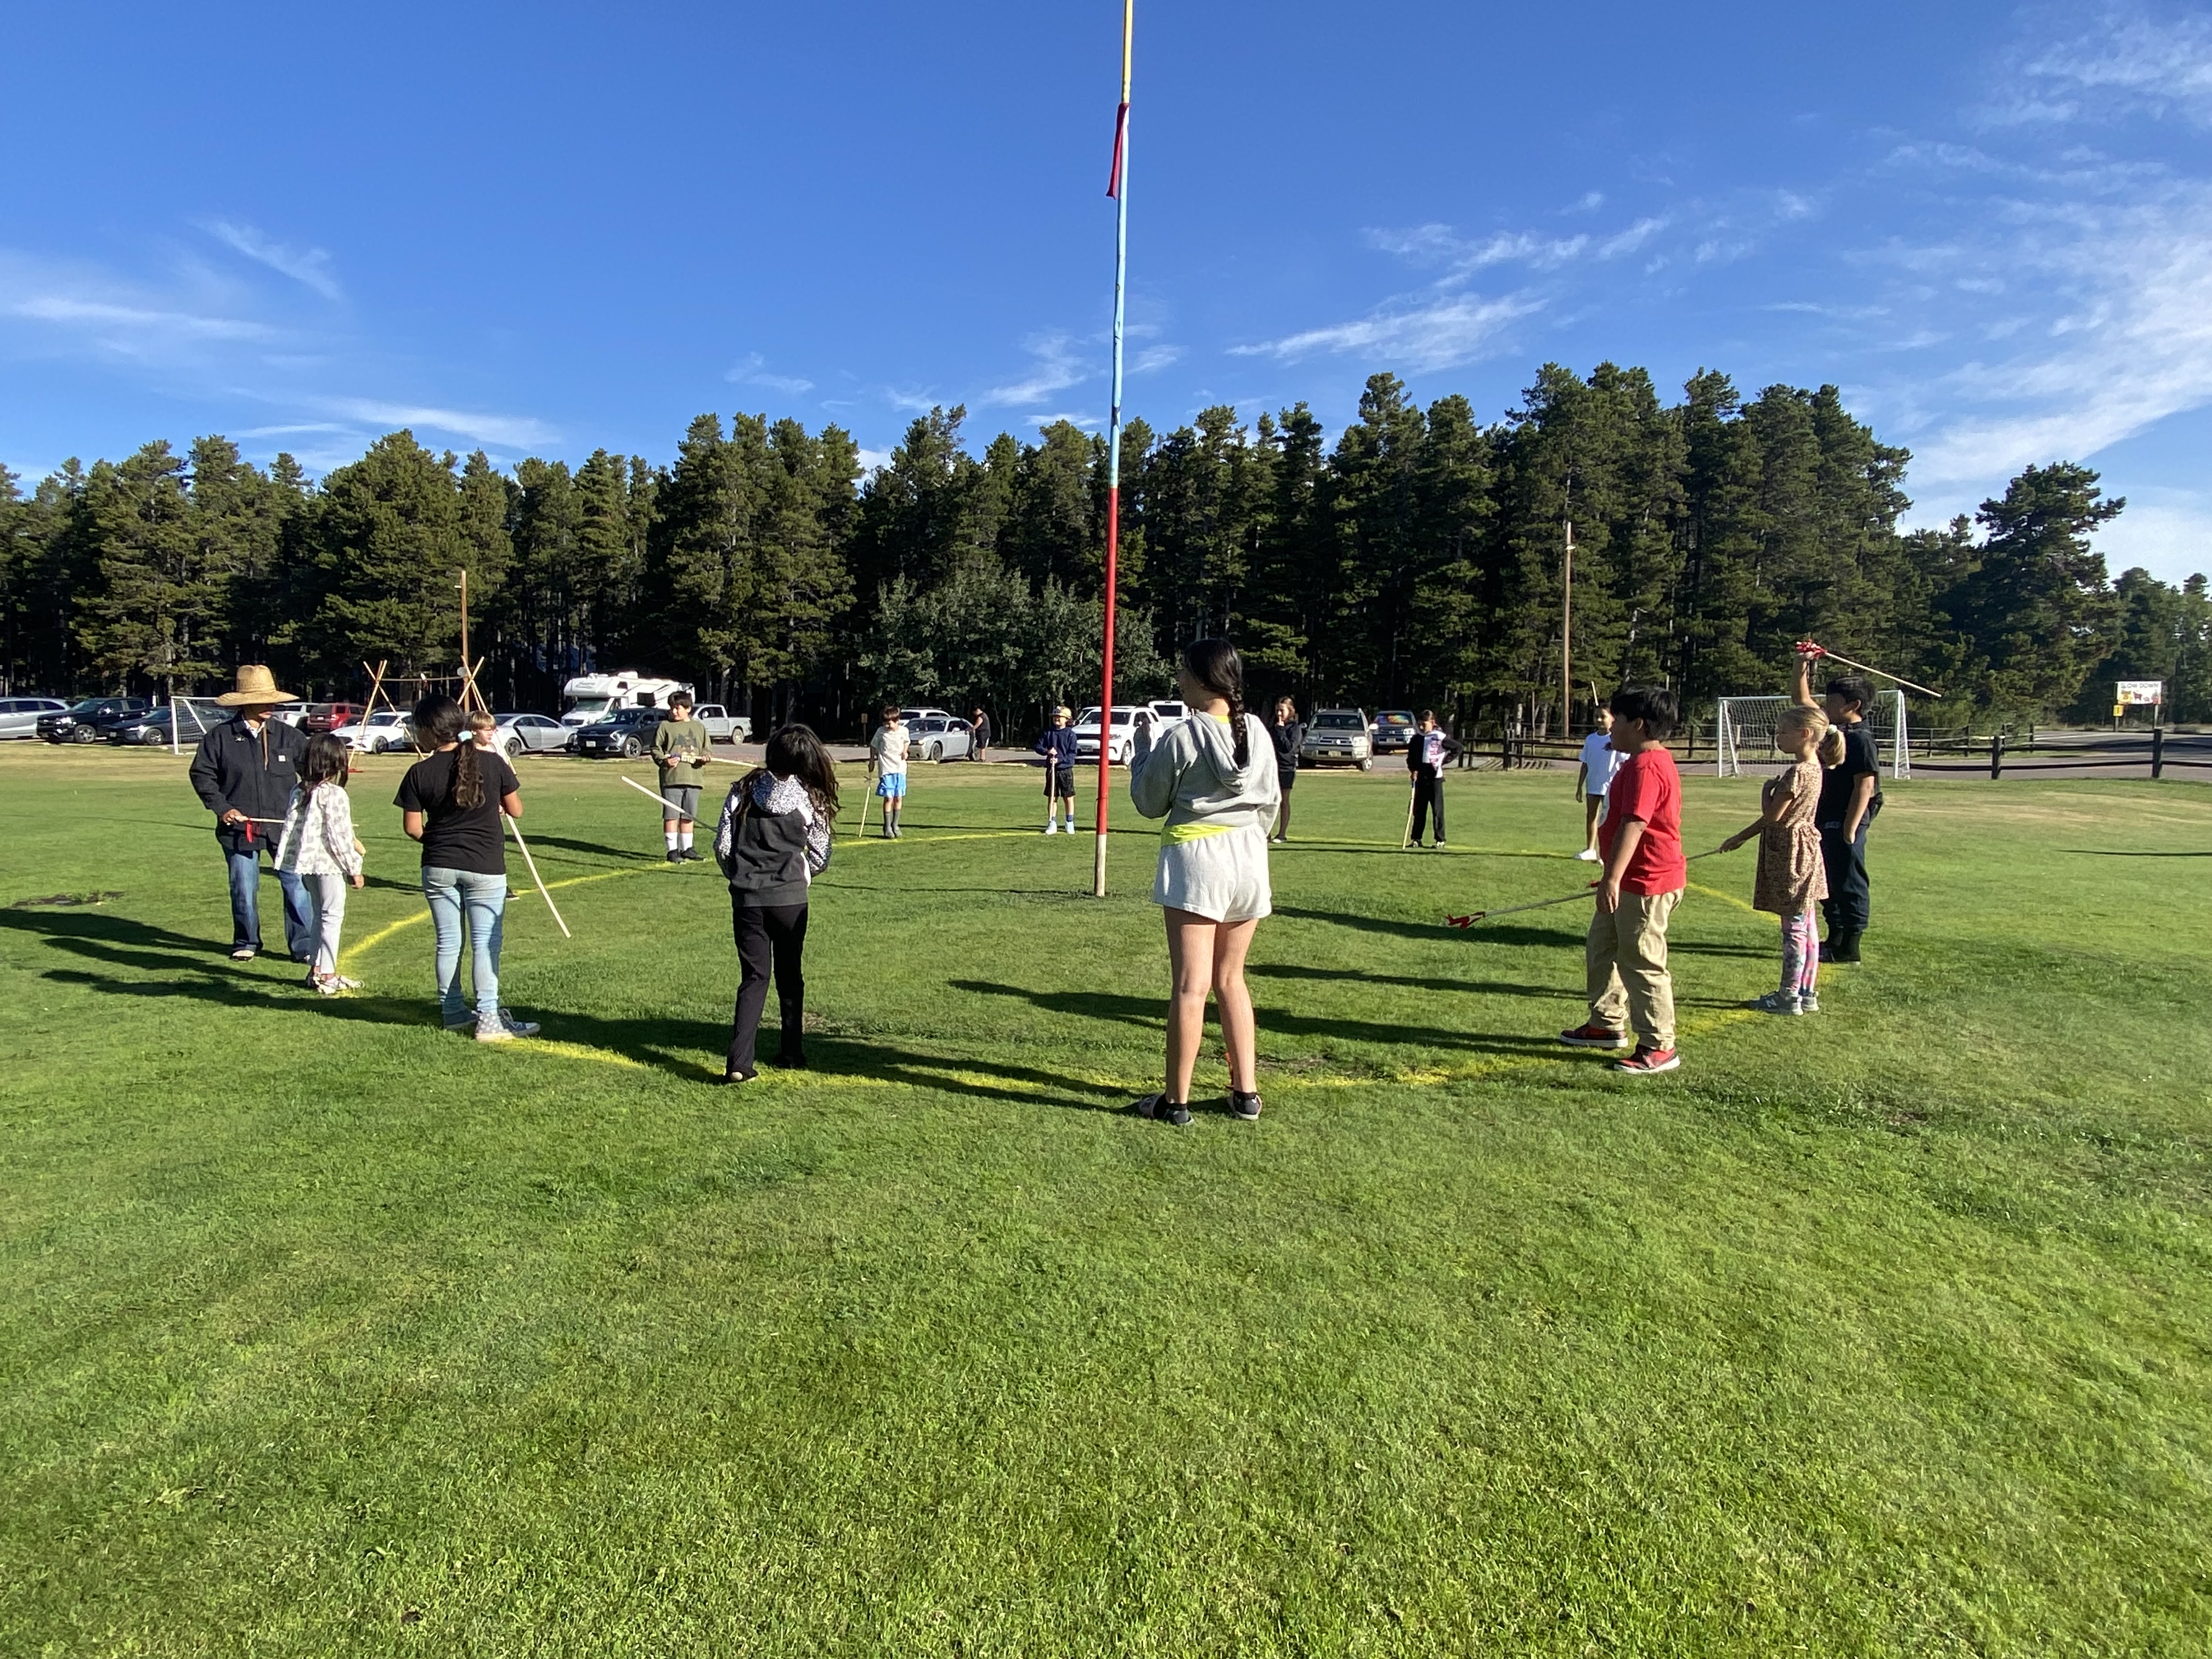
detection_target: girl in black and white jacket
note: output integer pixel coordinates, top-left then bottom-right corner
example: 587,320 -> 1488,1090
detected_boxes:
713,724 -> 838,1083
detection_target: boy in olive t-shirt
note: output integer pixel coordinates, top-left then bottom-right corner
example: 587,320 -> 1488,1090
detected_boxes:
652,693 -> 710,862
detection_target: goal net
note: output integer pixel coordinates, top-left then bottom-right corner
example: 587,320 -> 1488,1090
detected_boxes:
1716,689 -> 1909,779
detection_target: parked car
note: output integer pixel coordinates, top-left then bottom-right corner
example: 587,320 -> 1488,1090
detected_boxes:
331,709 -> 417,753
896,706 -> 956,727
106,706 -> 223,747
690,703 -> 752,744
1146,698 -> 1189,730
491,713 -> 571,756
1370,710 -> 1417,754
0,697 -> 66,740
1301,708 -> 1375,769
306,702 -> 358,735
38,697 -> 150,743
905,714 -> 974,762
1073,704 -> 1161,765
572,706 -> 666,759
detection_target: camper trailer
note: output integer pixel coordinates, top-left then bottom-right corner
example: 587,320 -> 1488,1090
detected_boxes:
558,672 -> 696,730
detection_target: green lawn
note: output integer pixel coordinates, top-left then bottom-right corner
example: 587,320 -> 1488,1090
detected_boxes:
2,747 -> 2207,1656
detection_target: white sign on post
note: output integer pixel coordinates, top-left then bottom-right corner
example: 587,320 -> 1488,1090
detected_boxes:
2117,681 -> 2164,706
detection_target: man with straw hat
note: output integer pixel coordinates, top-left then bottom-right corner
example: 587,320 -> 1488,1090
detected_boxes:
187,665 -> 316,963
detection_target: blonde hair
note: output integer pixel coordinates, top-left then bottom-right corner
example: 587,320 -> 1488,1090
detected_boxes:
1780,704 -> 1843,766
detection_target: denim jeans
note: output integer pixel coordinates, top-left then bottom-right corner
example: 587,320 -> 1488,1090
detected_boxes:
422,867 -> 506,1024
306,872 -> 348,978
226,848 -> 314,958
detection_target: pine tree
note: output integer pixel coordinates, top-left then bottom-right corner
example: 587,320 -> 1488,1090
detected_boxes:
308,431 -> 465,678
74,441 -> 223,701
1952,462 -> 2121,716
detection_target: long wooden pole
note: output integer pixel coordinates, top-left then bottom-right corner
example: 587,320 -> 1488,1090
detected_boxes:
503,814 -> 570,938
1093,0 -> 1133,900
1561,517 -> 1573,738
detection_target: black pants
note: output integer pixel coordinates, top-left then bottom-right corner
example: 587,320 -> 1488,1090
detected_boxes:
1411,774 -> 1446,844
730,901 -> 808,1076
1818,821 -> 1870,938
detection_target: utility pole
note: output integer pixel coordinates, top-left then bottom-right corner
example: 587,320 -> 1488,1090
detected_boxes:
1094,0 -> 1133,898
1561,516 -> 1574,738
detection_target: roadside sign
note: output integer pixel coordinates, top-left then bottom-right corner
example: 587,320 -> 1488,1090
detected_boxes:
2117,680 -> 2163,705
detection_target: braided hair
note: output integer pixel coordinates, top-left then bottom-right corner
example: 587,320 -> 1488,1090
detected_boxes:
1183,637 -> 1250,768
414,694 -> 483,808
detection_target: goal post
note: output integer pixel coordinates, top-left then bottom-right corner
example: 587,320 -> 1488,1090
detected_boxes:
1716,690 -> 1909,779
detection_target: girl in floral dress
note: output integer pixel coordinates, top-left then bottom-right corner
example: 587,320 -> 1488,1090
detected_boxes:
1721,706 -> 1843,1014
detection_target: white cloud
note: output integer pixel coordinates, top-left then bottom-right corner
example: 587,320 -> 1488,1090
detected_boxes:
1894,175 -> 2212,489
884,387 -> 941,414
855,447 -> 893,475
981,332 -> 1091,405
1024,412 -> 1101,430
726,351 -> 814,394
317,397 -> 556,450
2091,490 -> 2212,584
1994,10 -> 2212,127
1230,291 -> 1543,373
1131,344 -> 1182,373
5,293 -> 273,343
203,219 -> 342,301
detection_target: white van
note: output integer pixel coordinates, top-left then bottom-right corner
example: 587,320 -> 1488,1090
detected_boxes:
560,672 -> 695,729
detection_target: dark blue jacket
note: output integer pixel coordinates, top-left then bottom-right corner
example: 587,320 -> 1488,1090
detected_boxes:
1035,726 -> 1078,767
189,714 -> 309,855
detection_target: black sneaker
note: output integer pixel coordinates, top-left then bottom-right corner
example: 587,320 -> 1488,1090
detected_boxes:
666,850 -> 683,864
1132,1092 -> 1192,1127
1230,1090 -> 1263,1121
684,848 -> 707,861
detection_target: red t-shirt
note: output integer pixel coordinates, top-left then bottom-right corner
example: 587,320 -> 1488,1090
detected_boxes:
1599,745 -> 1685,894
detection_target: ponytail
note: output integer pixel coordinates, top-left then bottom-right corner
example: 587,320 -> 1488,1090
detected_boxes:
411,694 -> 482,807
1182,637 -> 1250,769
1817,727 -> 1846,768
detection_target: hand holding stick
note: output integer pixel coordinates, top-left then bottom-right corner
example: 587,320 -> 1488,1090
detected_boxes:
1794,639 -> 1943,699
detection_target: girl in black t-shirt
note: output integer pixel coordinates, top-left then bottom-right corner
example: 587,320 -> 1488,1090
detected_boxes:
396,695 -> 539,1041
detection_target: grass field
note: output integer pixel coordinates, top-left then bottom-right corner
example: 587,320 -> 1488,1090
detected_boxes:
2,745 -> 2207,1656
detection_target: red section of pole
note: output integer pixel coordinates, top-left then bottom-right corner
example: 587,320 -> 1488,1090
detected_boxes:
1093,487 -> 1120,884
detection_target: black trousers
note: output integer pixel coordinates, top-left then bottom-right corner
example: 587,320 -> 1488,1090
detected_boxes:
730,901 -> 808,1076
1818,821 -> 1870,937
1411,774 -> 1447,844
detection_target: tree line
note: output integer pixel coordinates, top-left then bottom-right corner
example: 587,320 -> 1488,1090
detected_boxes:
3,364 -> 2205,733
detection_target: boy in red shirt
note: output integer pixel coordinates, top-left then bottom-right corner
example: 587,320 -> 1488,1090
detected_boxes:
1559,686 -> 1686,1074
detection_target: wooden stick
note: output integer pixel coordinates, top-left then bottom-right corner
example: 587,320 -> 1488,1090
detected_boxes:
503,814 -> 570,938
1798,641 -> 1943,699
620,774 -> 697,817
1446,849 -> 1728,928
1401,780 -> 1418,850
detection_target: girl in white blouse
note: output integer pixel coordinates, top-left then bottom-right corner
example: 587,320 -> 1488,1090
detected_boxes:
275,733 -> 366,994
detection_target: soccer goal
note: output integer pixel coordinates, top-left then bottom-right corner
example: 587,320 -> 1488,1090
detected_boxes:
1716,689 -> 1909,779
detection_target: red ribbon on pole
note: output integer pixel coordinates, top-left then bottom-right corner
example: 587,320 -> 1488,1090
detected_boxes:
1107,102 -> 1129,198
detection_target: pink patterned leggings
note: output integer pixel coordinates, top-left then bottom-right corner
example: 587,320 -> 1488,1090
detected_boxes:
1780,909 -> 1819,996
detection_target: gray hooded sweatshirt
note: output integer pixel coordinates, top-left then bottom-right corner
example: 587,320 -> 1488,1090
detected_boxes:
1128,711 -> 1280,836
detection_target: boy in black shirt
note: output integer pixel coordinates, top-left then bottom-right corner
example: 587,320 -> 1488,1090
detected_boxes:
1792,645 -> 1880,962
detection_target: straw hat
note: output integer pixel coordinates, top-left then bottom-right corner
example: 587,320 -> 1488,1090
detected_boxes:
216,664 -> 298,707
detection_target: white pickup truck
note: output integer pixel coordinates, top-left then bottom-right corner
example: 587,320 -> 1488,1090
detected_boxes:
691,704 -> 752,744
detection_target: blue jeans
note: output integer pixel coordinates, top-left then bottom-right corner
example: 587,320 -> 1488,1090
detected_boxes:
422,867 -> 506,1024
226,849 -> 313,958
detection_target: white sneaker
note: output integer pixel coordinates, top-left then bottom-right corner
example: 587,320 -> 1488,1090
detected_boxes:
475,1013 -> 516,1042
1043,822 -> 1058,834
1576,848 -> 1601,862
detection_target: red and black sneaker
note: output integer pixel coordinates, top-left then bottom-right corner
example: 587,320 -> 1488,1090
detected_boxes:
1559,1023 -> 1631,1048
1610,1045 -> 1681,1075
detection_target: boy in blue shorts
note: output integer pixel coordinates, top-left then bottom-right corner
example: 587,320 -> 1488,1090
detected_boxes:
868,705 -> 908,838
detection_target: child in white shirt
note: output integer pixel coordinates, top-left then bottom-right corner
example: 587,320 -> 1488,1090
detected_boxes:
1575,706 -> 1624,862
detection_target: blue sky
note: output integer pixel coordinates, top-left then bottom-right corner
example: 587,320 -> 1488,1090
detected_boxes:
3,1 -> 2208,582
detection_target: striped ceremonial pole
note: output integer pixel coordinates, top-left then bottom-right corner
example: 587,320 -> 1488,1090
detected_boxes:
1093,0 -> 1133,899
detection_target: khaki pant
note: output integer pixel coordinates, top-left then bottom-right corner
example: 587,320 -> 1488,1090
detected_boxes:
1586,888 -> 1680,1049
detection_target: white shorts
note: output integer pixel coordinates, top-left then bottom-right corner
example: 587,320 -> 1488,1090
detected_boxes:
1152,825 -> 1272,923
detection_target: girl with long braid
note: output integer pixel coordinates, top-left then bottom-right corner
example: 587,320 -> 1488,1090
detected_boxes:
1126,639 -> 1280,1126
395,695 -> 539,1041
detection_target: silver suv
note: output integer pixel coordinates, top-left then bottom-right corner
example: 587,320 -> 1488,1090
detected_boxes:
1301,708 -> 1374,770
